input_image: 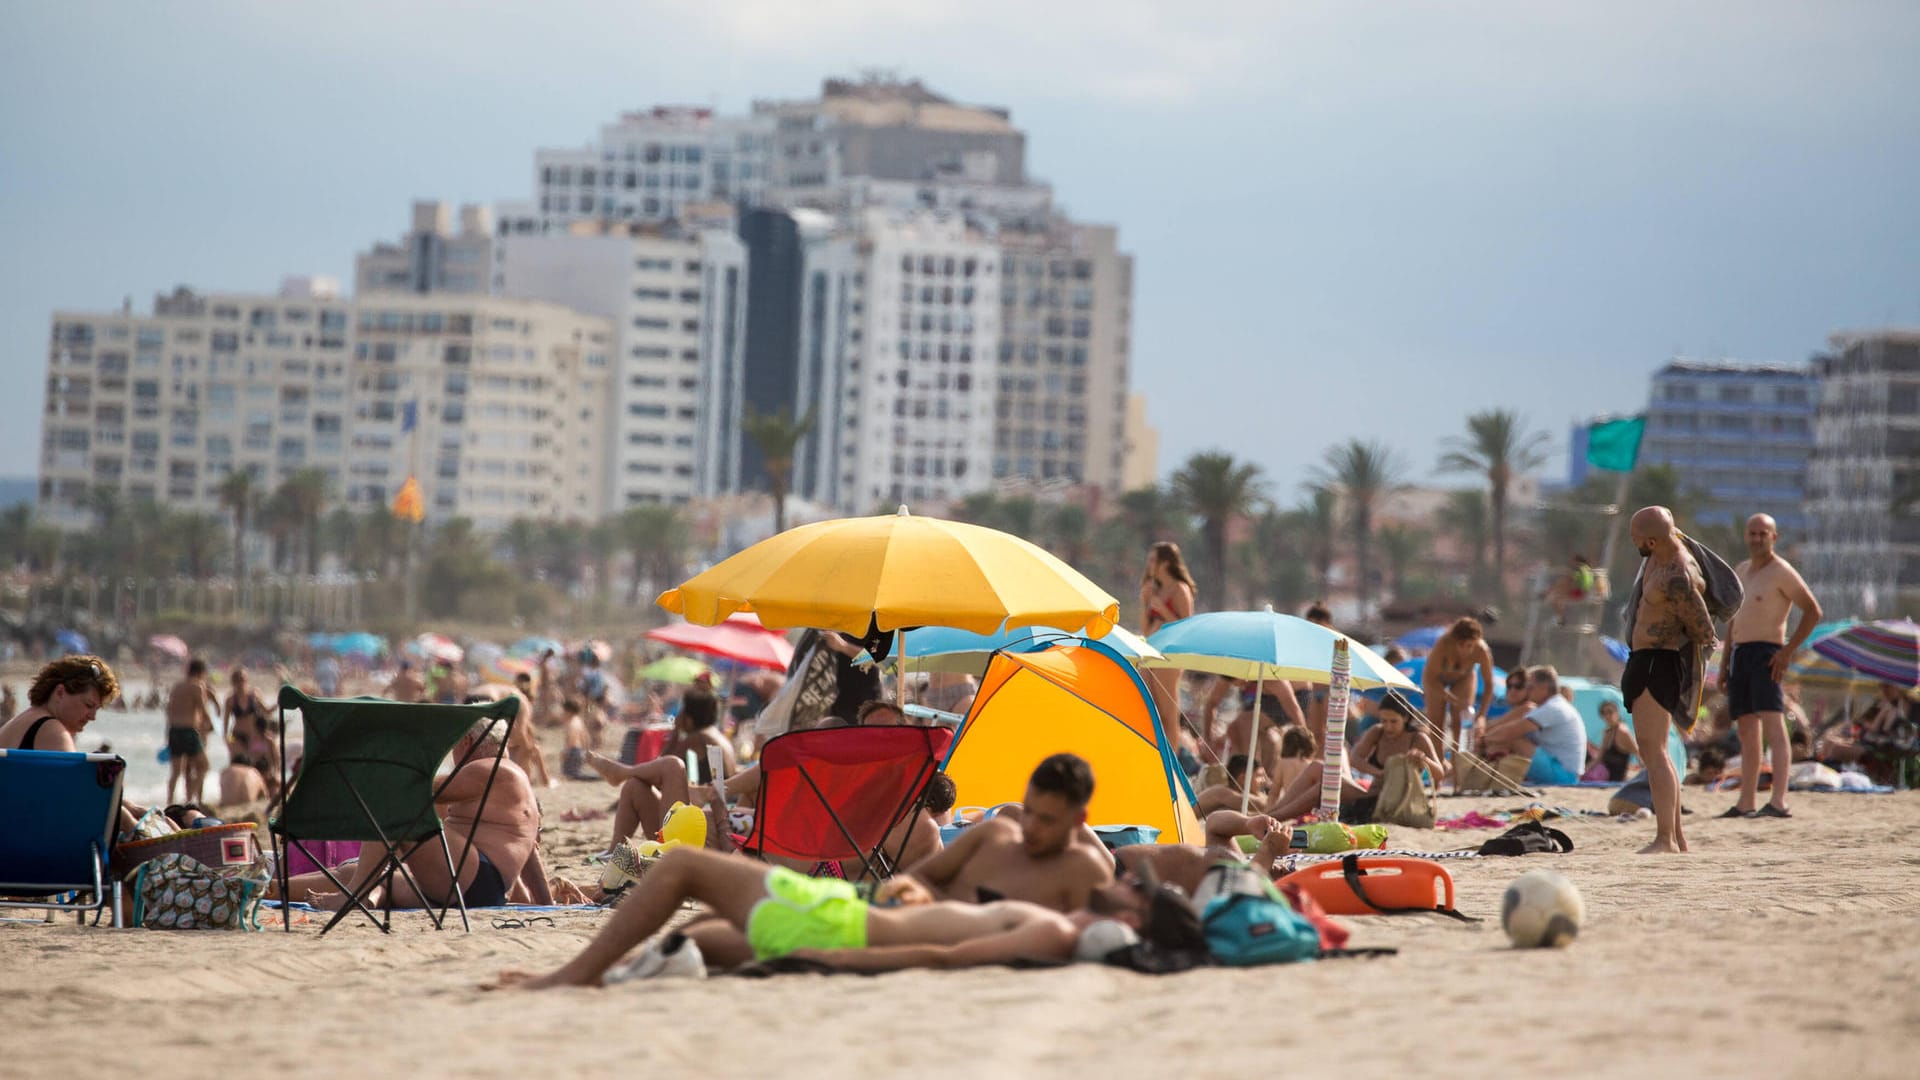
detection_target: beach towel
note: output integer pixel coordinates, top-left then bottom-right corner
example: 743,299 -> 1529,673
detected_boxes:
1273,849 -> 1483,875
1619,531 -> 1742,722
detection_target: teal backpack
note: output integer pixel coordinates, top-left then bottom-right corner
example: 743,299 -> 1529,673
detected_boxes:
1196,862 -> 1320,966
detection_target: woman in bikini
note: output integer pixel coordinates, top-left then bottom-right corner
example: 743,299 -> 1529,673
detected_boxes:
1350,696 -> 1444,785
1139,541 -> 1196,753
1420,617 -> 1495,789
1591,700 -> 1639,781
223,668 -> 280,791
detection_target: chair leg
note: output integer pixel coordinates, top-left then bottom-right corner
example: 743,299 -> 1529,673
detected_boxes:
434,830 -> 470,932
112,879 -> 123,929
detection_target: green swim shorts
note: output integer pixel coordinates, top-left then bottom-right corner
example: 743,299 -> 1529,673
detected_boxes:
745,867 -> 869,961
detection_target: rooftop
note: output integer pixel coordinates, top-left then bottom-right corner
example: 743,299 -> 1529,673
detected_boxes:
1656,357 -> 1812,378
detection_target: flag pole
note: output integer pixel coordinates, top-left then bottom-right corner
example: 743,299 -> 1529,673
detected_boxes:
1596,467 -> 1634,570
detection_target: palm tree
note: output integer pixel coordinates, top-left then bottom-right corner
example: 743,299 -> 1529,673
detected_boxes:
1238,507 -> 1312,612
1375,524 -> 1425,600
217,469 -> 255,579
1041,503 -> 1092,569
617,505 -> 691,604
256,488 -> 301,574
1439,488 -> 1492,583
276,469 -> 331,575
1301,486 -> 1339,599
1171,451 -> 1267,610
173,511 -> 228,580
742,405 -> 816,534
1314,439 -> 1407,615
1437,409 -> 1549,592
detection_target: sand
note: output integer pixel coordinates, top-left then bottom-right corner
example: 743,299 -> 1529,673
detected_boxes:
7,768 -> 1919,1080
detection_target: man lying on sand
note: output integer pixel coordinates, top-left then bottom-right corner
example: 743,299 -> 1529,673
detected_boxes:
276,719 -> 552,908
1115,810 -> 1291,897
493,846 -> 1150,988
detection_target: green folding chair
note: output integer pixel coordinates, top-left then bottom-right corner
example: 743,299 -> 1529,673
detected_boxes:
271,686 -> 519,935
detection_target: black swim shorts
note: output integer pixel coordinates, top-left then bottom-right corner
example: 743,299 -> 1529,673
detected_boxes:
1622,649 -> 1685,716
1727,642 -> 1786,718
167,726 -> 204,757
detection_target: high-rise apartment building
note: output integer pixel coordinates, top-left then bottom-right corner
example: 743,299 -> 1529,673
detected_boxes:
735,207 -> 862,510
529,107 -> 774,229
354,201 -> 494,295
1638,359 -> 1817,531
993,221 -> 1133,491
1122,393 -> 1159,492
501,77 -> 1135,512
495,220 -> 748,507
40,281 -> 353,528
756,76 -> 1028,206
344,293 -> 613,529
39,283 -> 612,533
849,209 -> 1001,510
1802,329 -> 1920,618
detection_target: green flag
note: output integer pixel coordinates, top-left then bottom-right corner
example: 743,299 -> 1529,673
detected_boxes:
1585,416 -> 1645,472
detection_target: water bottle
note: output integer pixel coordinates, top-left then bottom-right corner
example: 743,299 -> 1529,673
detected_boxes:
1458,708 -> 1475,759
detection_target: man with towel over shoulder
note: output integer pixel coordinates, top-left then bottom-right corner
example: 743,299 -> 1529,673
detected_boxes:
1621,506 -> 1740,855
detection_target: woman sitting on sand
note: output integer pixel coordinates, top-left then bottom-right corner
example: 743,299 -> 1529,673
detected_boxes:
1349,696 -> 1444,787
1588,700 -> 1640,781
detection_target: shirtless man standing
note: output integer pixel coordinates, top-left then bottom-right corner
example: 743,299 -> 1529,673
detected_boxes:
383,660 -> 426,703
165,659 -> 218,804
1623,507 -> 1720,854
896,753 -> 1114,913
1718,513 -> 1822,820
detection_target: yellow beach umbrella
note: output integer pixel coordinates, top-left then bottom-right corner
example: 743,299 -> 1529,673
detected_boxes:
657,507 -> 1120,640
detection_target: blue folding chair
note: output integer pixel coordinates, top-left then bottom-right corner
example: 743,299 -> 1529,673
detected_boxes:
0,749 -> 126,926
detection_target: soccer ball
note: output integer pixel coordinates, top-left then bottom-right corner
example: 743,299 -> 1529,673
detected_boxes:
1500,870 -> 1584,948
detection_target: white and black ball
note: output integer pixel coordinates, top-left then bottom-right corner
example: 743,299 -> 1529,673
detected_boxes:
1500,869 -> 1584,948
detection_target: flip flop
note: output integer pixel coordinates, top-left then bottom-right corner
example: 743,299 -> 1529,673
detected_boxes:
1749,804 -> 1792,819
1717,806 -> 1748,819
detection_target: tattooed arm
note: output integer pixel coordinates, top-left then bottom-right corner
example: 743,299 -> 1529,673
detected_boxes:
1662,562 -> 1718,651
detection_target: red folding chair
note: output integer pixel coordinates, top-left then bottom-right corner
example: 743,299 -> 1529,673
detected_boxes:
744,726 -> 953,881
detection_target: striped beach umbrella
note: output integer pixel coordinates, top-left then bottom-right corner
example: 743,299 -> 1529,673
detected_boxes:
1810,619 -> 1920,689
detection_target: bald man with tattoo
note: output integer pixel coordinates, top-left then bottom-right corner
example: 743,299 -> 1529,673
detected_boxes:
1624,506 -> 1720,854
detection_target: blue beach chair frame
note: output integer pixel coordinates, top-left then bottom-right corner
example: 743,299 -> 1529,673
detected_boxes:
0,749 -> 127,926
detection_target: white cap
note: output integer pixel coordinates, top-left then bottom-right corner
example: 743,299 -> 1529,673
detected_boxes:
1073,919 -> 1140,964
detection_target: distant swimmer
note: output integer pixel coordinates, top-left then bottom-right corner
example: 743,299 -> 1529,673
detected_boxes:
1718,513 -> 1822,820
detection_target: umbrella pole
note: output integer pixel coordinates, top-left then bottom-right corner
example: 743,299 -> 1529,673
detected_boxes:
1241,674 -> 1262,813
1318,640 -> 1352,820
896,629 -> 906,709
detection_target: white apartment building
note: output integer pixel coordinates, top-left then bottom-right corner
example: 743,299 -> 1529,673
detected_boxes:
42,285 -> 610,535
40,281 -> 353,528
530,107 -> 774,228
849,210 -> 1000,510
344,293 -> 613,530
495,220 -> 748,507
786,213 -> 862,511
1802,329 -> 1920,618
994,221 -> 1134,493
355,201 -> 494,295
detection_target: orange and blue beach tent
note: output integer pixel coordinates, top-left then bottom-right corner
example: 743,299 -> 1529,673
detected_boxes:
940,638 -> 1202,844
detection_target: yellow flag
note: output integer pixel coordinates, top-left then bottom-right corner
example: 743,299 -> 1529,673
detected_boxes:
392,476 -> 425,523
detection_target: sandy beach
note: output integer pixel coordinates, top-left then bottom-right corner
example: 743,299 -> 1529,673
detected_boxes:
8,758 -> 1919,1080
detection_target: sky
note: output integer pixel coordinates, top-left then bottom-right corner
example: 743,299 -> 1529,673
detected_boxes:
3,1 -> 1917,504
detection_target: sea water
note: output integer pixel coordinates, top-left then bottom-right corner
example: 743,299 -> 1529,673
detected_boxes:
80,689 -> 303,806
